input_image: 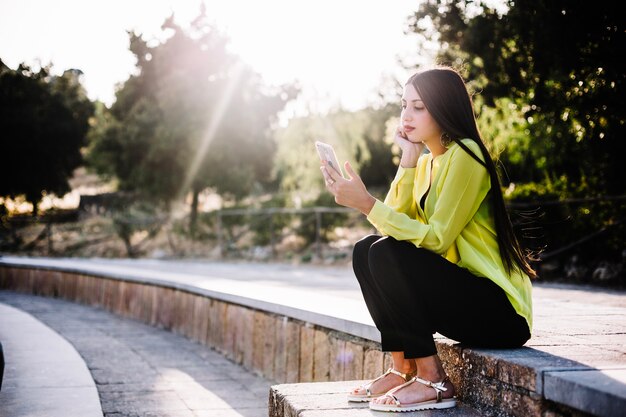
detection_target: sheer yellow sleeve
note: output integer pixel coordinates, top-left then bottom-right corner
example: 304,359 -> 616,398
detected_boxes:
382,166 -> 417,218
367,145 -> 490,254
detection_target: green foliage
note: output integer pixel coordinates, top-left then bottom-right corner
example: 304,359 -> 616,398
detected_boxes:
87,8 -> 295,208
408,0 -> 625,194
475,96 -> 539,184
408,1 -> 625,285
0,60 -> 94,214
506,177 -> 625,285
273,103 -> 400,201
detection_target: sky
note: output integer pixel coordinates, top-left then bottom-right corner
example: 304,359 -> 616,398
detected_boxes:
0,0 -> 430,117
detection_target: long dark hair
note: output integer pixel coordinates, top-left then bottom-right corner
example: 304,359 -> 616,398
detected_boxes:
407,67 -> 536,279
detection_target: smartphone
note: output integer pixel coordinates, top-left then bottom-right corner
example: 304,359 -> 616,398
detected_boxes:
315,141 -> 344,178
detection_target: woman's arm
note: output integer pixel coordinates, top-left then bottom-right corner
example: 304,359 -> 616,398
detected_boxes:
321,127 -> 425,216
367,144 -> 490,253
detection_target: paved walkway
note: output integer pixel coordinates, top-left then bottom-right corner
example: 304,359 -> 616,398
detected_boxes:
0,292 -> 272,417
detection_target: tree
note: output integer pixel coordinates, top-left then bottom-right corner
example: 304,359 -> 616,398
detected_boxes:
0,60 -> 94,215
407,0 -> 625,193
87,9 -> 295,233
273,103 -> 400,203
407,1 -> 626,285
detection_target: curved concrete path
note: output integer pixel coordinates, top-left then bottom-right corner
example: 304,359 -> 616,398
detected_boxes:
0,292 -> 271,417
0,301 -> 102,417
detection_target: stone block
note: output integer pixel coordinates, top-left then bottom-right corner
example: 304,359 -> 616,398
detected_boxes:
206,299 -> 219,348
127,282 -> 146,321
101,279 -> 115,312
232,305 -> 246,364
74,274 -> 86,304
218,300 -> 229,352
500,385 -> 544,417
274,316 -> 289,383
223,304 -> 238,360
84,274 -> 96,305
329,336 -> 346,381
138,284 -> 153,324
242,307 -> 255,369
497,359 -> 539,393
117,279 -> 130,316
62,272 -> 79,301
383,351 -> 393,371
89,276 -> 102,310
313,329 -> 330,382
207,299 -> 220,349
38,270 -> 57,297
343,341 -> 364,381
252,310 -> 266,372
263,314 -> 277,379
169,290 -> 185,335
155,287 -> 175,330
285,320 -> 301,383
182,291 -> 196,338
193,296 -> 210,344
299,325 -> 315,382
362,348 -> 384,380
146,285 -> 159,326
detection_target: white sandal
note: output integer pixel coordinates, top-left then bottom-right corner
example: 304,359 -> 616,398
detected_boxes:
368,375 -> 456,412
347,368 -> 416,402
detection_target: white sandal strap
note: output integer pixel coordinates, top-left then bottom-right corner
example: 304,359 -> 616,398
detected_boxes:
363,368 -> 414,396
383,376 -> 450,405
363,368 -> 391,396
412,376 -> 449,403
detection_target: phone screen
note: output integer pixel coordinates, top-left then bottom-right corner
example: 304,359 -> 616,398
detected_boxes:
315,141 -> 344,177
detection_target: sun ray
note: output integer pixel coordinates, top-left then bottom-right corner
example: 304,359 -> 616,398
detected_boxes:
177,60 -> 246,202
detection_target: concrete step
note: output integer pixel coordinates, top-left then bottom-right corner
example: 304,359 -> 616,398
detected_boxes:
269,380 -> 483,416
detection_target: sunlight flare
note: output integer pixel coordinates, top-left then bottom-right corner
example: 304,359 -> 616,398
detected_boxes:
178,61 -> 246,201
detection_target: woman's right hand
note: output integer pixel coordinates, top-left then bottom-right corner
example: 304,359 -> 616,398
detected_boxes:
394,126 -> 423,168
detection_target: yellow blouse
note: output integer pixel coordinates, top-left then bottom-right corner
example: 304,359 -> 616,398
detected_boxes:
366,139 -> 533,331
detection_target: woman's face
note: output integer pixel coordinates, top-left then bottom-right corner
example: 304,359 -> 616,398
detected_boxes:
401,83 -> 441,145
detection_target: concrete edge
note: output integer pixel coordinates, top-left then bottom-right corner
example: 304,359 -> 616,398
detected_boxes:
0,302 -> 103,417
543,368 -> 626,417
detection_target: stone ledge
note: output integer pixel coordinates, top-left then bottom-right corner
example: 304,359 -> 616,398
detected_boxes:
1,260 -> 624,417
0,257 -> 380,342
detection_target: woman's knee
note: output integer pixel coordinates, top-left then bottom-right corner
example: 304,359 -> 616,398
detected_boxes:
367,236 -> 417,265
352,234 -> 381,264
367,236 -> 404,275
367,238 -> 435,283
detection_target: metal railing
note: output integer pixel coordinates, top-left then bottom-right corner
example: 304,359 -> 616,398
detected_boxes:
215,206 -> 358,260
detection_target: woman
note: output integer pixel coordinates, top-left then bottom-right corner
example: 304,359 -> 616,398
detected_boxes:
320,67 -> 534,413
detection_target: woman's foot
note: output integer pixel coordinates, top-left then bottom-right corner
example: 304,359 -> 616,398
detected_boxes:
370,373 -> 455,409
347,366 -> 416,402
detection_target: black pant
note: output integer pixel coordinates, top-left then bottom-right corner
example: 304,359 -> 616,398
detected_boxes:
353,235 -> 530,358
